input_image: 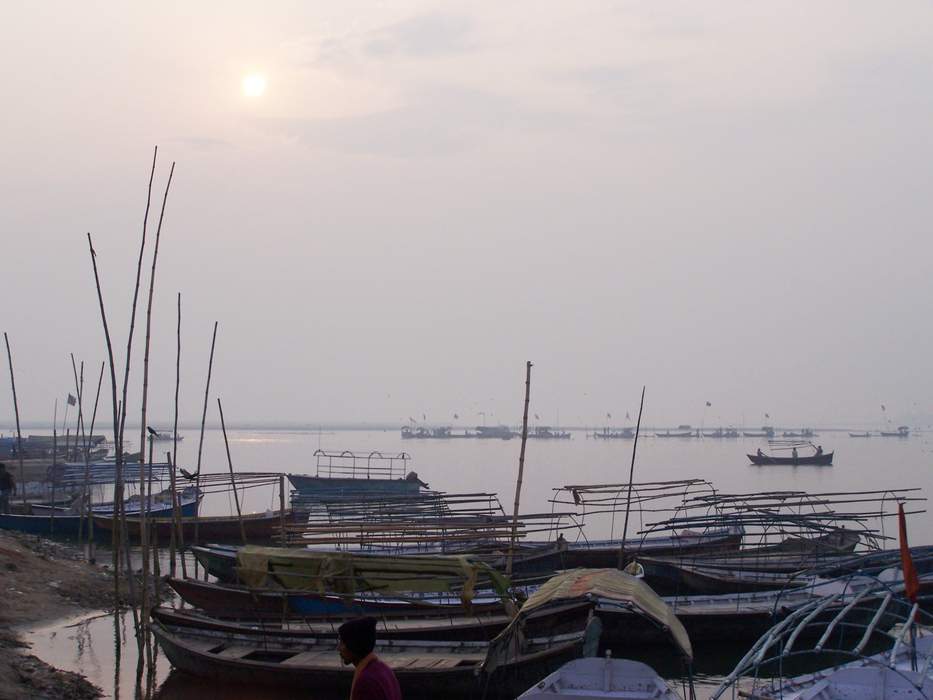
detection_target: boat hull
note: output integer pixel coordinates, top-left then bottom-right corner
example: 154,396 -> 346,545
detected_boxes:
748,452 -> 833,466
0,498 -> 199,538
286,474 -> 421,497
152,620 -> 581,699
166,577 -> 507,619
92,510 -> 289,543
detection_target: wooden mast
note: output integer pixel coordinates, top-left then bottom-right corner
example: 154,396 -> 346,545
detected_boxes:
506,360 -> 532,578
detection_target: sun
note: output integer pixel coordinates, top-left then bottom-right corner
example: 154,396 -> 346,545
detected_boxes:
242,73 -> 267,98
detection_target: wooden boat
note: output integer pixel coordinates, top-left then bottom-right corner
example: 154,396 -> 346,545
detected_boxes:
528,427 -> 571,440
591,429 -> 634,439
636,557 -> 814,596
0,490 -> 199,538
539,524 -> 744,571
655,431 -> 693,438
849,431 -> 871,437
288,449 -> 424,497
737,637 -> 933,699
151,605 -> 514,642
748,450 -> 833,466
192,523 -> 745,583
151,619 -> 582,698
517,658 -> 682,700
644,530 -> 863,578
153,570 -> 660,698
92,509 -> 290,543
166,577 -> 509,619
880,425 -> 910,437
711,579 -> 933,700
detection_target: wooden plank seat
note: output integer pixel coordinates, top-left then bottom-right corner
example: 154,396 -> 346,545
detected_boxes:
281,651 -> 344,667
215,645 -> 258,659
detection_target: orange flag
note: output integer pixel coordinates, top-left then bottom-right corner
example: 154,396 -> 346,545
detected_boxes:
898,502 -> 920,604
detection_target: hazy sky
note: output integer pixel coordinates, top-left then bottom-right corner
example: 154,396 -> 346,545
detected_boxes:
1,2 -> 932,429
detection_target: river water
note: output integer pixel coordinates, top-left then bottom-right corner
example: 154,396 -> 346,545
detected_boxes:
23,427 -> 933,698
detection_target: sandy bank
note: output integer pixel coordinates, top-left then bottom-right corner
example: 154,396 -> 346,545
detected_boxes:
0,531 -> 133,699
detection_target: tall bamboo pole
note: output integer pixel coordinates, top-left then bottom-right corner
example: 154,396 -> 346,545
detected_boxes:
71,356 -> 87,542
84,362 -> 105,562
217,398 -> 248,545
137,159 -> 174,652
506,361 -> 532,578
618,386 -> 646,567
192,321 -> 218,570
3,333 -> 26,507
87,233 -> 140,633
116,148 -> 159,567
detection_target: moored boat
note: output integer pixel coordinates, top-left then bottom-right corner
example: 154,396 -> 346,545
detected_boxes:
748,449 -> 833,466
151,618 -> 582,699
0,487 -> 200,537
517,657 -> 683,700
92,509 -> 290,543
288,449 -> 425,497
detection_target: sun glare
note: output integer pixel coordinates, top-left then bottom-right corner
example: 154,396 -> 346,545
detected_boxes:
242,73 -> 267,98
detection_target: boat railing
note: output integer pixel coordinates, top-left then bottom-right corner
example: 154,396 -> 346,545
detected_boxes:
312,449 -> 411,480
711,570 -> 933,700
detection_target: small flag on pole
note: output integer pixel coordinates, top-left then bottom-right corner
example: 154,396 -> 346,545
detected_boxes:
606,412 -> 612,419
534,414 -> 540,420
625,412 -> 631,420
765,413 -> 770,419
705,401 -> 712,407
453,413 -> 459,420
881,404 -> 886,412
67,394 -> 77,406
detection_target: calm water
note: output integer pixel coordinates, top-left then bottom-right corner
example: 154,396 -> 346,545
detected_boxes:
24,428 -> 933,698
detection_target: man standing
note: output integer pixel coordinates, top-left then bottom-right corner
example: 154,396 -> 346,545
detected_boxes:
0,463 -> 14,514
338,617 -> 402,700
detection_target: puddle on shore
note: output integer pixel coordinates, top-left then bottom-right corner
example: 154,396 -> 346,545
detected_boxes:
24,609 -> 345,699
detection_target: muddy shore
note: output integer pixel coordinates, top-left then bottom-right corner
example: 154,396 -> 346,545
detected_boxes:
0,531 -> 135,700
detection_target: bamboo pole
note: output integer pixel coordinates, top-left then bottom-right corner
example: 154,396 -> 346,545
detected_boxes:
115,150 -> 159,601
50,400 -> 58,534
170,292 -> 182,577
506,361 -> 532,578
193,321 -> 218,567
86,233 -> 126,598
169,452 -> 187,578
3,333 -> 26,507
137,159 -> 174,652
71,356 -> 88,543
84,362 -> 104,563
280,473 -> 287,545
217,398 -> 248,545
618,386 -> 646,567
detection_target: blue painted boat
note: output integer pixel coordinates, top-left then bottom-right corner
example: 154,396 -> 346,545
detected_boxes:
286,474 -> 422,497
0,491 -> 200,538
288,449 -> 425,498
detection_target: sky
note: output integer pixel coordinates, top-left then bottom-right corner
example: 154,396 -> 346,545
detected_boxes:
1,1 -> 932,430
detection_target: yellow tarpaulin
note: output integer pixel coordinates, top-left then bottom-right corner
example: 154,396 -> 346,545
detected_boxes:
234,546 -> 511,605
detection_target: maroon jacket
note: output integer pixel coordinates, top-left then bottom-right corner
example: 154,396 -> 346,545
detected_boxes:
351,655 -> 402,700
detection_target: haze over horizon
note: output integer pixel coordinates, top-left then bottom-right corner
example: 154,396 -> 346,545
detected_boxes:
2,2 -> 932,430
